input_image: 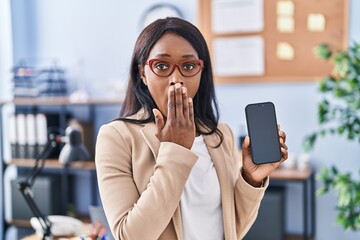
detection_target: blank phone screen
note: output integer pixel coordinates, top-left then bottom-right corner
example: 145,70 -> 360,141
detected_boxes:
245,102 -> 282,165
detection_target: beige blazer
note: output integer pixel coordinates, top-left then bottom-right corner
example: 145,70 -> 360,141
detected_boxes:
95,112 -> 268,240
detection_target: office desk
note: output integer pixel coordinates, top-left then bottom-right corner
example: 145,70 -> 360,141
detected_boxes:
270,168 -> 316,240
21,168 -> 315,240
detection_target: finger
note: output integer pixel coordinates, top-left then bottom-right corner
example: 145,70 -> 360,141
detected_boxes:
174,83 -> 183,118
279,140 -> 288,150
188,97 -> 195,125
242,135 -> 250,148
153,108 -> 165,136
241,136 -> 251,155
280,147 -> 288,163
182,87 -> 189,119
168,85 -> 175,119
242,136 -> 256,166
278,129 -> 286,142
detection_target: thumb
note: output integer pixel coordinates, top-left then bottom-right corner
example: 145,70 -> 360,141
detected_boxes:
242,136 -> 252,157
152,108 -> 165,134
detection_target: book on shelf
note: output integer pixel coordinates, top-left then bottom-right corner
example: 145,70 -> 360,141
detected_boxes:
26,114 -> 37,159
16,114 -> 27,159
8,113 -> 48,160
8,114 -> 18,160
36,113 -> 48,158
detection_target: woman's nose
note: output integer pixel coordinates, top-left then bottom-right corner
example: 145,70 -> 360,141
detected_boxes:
169,66 -> 184,85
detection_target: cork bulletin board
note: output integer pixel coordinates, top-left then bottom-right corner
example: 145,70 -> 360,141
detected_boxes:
198,0 -> 349,83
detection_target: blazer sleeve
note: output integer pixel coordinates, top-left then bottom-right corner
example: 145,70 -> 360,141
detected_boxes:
95,123 -> 198,240
222,124 -> 269,239
235,171 -> 269,239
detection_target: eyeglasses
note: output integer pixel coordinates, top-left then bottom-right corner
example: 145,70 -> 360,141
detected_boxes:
144,58 -> 204,77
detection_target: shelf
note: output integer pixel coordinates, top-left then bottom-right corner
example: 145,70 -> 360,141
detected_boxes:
1,96 -> 113,239
6,219 -> 32,228
285,234 -> 314,240
270,167 -> 313,181
11,159 -> 96,170
0,97 -> 122,106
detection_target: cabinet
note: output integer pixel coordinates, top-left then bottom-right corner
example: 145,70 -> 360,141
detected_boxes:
0,97 -> 122,239
269,168 -> 316,240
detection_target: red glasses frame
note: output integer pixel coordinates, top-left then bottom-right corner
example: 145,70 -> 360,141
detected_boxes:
144,58 -> 204,77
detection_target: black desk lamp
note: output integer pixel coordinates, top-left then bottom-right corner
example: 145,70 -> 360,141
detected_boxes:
59,126 -> 91,164
17,126 -> 91,239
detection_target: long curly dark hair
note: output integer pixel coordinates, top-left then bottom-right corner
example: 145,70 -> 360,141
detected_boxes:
118,17 -> 223,146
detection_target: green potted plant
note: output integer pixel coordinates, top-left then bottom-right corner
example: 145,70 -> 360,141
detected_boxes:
303,42 -> 360,231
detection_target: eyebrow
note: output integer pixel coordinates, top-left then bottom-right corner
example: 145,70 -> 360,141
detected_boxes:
154,53 -> 197,59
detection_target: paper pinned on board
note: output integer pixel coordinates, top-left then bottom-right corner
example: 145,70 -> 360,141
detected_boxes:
276,42 -> 295,60
212,36 -> 265,76
211,0 -> 264,34
277,16 -> 295,32
277,0 -> 294,16
307,13 -> 326,32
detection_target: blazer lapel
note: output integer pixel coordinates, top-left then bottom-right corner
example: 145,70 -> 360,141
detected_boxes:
128,108 -> 160,160
203,134 -> 233,240
140,122 -> 184,239
140,123 -> 160,160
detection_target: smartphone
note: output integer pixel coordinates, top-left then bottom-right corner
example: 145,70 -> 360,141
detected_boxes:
245,102 -> 282,165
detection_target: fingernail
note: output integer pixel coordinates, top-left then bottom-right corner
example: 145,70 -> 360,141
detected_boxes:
175,83 -> 181,89
169,86 -> 174,91
188,97 -> 192,103
182,87 -> 187,94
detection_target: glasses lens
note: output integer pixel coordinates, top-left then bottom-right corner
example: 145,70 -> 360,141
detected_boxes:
150,60 -> 174,77
179,60 -> 202,77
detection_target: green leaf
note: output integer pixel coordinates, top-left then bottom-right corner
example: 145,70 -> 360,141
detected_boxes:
319,76 -> 336,92
315,44 -> 333,59
318,100 -> 329,123
319,129 -> 327,136
338,126 -> 345,134
331,166 -> 339,175
302,133 -> 317,151
317,187 -> 329,196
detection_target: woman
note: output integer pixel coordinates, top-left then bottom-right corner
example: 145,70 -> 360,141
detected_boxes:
95,17 -> 288,240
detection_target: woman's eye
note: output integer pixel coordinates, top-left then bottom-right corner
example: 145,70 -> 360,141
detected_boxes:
183,63 -> 196,71
154,63 -> 169,70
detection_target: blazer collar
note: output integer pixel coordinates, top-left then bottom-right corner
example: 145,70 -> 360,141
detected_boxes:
126,109 -> 160,159
140,123 -> 160,159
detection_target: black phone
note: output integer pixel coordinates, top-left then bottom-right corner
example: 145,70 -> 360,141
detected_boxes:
245,102 -> 282,165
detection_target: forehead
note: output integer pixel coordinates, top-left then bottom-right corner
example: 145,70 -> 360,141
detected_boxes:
148,33 -> 199,59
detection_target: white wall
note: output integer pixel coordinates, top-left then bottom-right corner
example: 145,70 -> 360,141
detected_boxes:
0,0 -> 13,100
8,0 -> 360,239
11,0 -> 197,98
0,1 -> 14,238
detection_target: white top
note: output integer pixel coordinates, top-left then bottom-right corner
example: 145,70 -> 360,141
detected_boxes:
180,135 -> 224,240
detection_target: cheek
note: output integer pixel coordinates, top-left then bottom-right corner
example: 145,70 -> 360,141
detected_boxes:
186,78 -> 201,98
147,81 -> 168,113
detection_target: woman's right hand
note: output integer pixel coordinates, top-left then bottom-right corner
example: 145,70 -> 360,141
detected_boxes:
153,83 -> 196,149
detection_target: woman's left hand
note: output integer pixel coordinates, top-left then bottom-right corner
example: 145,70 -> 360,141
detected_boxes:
241,125 -> 288,187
